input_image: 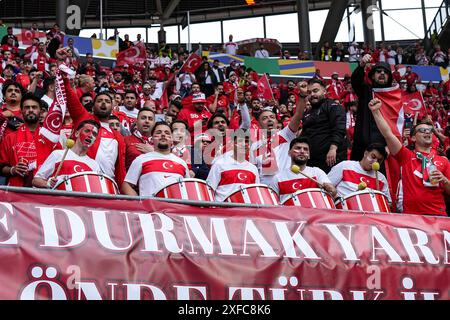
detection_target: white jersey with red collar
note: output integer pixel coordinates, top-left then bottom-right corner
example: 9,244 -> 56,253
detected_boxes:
35,149 -> 101,186
125,151 -> 190,196
251,126 -> 297,186
206,152 -> 260,202
270,165 -> 331,203
95,122 -> 119,178
327,160 -> 391,201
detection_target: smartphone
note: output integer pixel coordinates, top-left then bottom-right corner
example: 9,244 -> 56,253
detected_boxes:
404,117 -> 413,129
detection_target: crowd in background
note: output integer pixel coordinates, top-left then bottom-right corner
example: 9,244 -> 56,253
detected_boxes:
1,21 -> 450,216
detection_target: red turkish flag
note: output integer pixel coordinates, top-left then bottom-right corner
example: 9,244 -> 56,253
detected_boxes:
257,74 -> 274,101
160,87 -> 169,110
373,85 -> 403,140
401,90 -> 427,119
15,29 -> 46,47
179,53 -> 202,73
116,42 -> 147,66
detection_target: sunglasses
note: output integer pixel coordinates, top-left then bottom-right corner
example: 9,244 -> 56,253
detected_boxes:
416,128 -> 432,134
375,69 -> 386,73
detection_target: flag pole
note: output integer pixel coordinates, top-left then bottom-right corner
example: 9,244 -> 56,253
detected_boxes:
187,11 -> 191,52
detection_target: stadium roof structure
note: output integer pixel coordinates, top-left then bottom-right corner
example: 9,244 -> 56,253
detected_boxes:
1,0 -> 338,29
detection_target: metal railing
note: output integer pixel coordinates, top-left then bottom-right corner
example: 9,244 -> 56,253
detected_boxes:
0,186 -> 277,209
425,0 -> 450,41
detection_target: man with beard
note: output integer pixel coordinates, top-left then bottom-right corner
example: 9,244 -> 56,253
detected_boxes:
122,122 -> 190,196
328,143 -> 390,201
30,42 -> 49,73
207,90 -> 250,157
166,99 -> 183,119
270,137 -> 336,203
350,54 -> 393,161
1,81 -> 24,139
0,93 -> 43,187
117,90 -> 139,135
59,50 -> 126,188
229,88 -> 254,130
211,59 -> 225,83
177,93 -> 212,136
300,79 -> 346,173
251,81 -> 307,185
207,83 -> 230,115
124,108 -> 155,170
369,98 -> 450,216
32,120 -> 101,189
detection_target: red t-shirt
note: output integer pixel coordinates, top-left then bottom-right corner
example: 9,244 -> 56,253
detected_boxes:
124,133 -> 152,170
206,94 -> 230,114
177,107 -> 212,135
394,146 -> 450,216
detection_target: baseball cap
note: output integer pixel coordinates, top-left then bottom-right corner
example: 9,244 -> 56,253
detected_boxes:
192,93 -> 206,103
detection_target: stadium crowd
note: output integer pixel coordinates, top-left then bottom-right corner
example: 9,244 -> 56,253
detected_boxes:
1,23 -> 450,217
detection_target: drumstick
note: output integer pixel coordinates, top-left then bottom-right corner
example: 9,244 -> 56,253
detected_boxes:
291,165 -> 324,188
372,162 -> 380,191
53,139 -> 75,178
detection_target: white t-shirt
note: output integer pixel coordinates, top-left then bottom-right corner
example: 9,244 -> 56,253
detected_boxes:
327,160 -> 391,202
149,82 -> 164,100
35,149 -> 100,185
270,165 -> 331,203
118,105 -> 139,119
206,152 -> 260,202
96,122 -> 119,178
125,151 -> 190,196
251,126 -> 297,186
255,49 -> 269,58
224,42 -> 238,55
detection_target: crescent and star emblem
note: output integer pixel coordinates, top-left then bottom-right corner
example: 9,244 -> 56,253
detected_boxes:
237,172 -> 247,181
292,182 -> 301,190
162,162 -> 174,170
125,47 -> 140,60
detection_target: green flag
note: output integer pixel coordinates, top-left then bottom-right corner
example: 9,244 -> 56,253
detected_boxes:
243,56 -> 280,75
0,27 -> 7,42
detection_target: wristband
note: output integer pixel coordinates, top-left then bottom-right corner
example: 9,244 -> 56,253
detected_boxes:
9,166 -> 14,176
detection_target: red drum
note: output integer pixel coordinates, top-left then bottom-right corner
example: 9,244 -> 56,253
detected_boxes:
54,172 -> 119,194
282,188 -> 336,209
224,184 -> 280,205
335,190 -> 390,213
154,178 -> 215,202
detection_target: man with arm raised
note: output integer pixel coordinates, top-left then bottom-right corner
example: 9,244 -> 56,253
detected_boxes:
369,97 -> 450,216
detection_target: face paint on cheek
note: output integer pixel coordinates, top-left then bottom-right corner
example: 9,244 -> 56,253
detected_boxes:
79,125 -> 97,147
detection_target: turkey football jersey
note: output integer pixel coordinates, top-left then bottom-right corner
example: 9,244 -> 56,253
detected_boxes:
206,152 -> 260,202
327,160 -> 390,202
35,149 -> 101,186
125,151 -> 190,196
270,166 -> 331,203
